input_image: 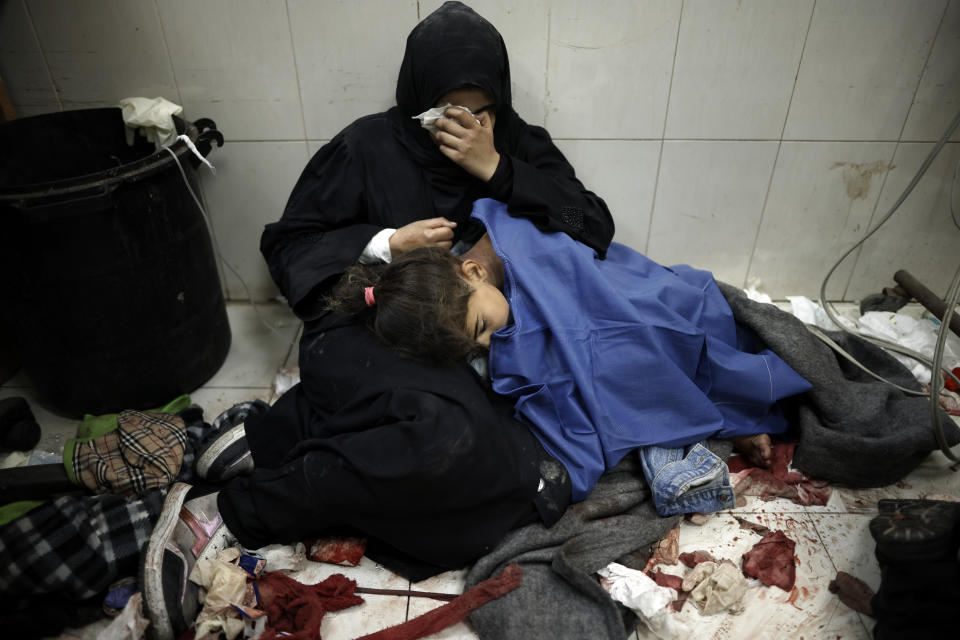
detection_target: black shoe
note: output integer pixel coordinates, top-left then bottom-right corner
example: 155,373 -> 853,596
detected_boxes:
869,500 -> 960,640
195,400 -> 268,482
0,396 -> 41,451
870,499 -> 960,564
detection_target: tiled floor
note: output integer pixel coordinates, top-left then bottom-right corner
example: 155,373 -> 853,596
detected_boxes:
3,301 -> 959,640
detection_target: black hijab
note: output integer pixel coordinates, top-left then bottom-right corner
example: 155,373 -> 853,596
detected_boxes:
388,2 -> 527,218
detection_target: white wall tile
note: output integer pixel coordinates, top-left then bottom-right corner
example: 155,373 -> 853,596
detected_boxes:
289,0 -> 418,139
845,142 -> 960,300
157,0 -> 304,140
546,0 -> 680,139
748,142 -> 896,299
784,0 -> 946,141
554,139 -> 660,252
648,140 -> 778,287
665,0 -> 812,140
8,105 -> 58,118
0,0 -> 59,114
199,141 -> 309,301
902,0 -> 960,142
419,0 -> 550,126
27,0 -> 178,109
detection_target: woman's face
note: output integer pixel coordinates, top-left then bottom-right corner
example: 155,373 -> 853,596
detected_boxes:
434,87 -> 497,129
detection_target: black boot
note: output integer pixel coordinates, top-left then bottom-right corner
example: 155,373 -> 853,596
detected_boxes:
869,499 -> 960,640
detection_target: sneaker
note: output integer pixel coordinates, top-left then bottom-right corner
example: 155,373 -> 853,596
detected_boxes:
141,483 -> 235,640
195,400 -> 268,482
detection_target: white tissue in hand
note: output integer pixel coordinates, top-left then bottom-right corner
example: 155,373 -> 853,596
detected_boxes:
412,103 -> 476,133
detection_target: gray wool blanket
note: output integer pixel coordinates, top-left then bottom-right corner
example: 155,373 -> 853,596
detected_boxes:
717,282 -> 959,487
467,283 -> 959,640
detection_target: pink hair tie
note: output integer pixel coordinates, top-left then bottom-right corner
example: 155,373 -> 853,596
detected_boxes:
364,286 -> 376,307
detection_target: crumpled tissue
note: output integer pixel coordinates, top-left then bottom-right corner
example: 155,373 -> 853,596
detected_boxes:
258,541 -> 307,572
857,311 -> 960,384
119,97 -> 184,149
412,103 -> 478,134
99,592 -> 150,640
598,562 -> 689,639
787,296 -> 858,331
189,547 -> 252,640
681,560 -> 747,615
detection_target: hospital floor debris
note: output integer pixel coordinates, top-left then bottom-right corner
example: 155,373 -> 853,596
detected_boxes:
2,301 -> 958,640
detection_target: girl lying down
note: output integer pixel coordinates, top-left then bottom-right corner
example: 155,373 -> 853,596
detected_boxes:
327,198 -> 812,515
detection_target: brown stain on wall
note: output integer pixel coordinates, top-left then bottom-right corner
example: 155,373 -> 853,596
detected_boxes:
830,161 -> 895,200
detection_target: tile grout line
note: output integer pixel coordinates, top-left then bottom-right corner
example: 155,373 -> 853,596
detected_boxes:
642,0 -> 685,256
742,0 -> 816,290
838,0 -> 950,300
151,0 -> 185,107
284,0 -> 310,142
21,0 -> 61,111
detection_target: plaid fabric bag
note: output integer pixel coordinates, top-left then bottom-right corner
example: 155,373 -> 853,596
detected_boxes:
71,410 -> 187,496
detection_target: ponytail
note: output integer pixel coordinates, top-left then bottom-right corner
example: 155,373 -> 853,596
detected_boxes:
326,263 -> 383,316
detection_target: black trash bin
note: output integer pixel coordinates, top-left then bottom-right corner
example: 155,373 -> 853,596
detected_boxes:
0,108 -> 230,417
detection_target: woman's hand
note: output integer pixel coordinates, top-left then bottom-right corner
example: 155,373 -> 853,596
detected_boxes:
434,108 -> 500,182
389,217 -> 457,256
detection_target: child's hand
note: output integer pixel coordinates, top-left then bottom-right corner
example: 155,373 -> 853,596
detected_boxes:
389,217 -> 457,256
434,108 -> 500,182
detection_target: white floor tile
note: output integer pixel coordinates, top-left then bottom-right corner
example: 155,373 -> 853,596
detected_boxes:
287,556 -> 410,640
202,303 -> 300,388
636,511 -> 869,639
411,567 -> 468,595
289,554 -> 409,591
730,495 -> 810,515
320,594 -> 410,640
187,387 -> 272,424
406,567 -> 478,639
806,449 -> 960,515
808,514 -> 881,636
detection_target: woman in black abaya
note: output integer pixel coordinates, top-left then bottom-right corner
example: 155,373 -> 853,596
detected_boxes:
218,1 -> 615,579
260,0 -> 614,319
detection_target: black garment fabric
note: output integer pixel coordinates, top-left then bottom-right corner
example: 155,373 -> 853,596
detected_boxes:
260,1 -> 614,320
219,314 -> 571,580
716,282 -> 960,486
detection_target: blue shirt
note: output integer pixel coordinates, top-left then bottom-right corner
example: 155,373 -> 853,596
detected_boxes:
474,199 -> 812,501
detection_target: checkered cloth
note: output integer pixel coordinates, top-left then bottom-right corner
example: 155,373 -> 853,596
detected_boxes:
0,405 -> 212,599
71,410 -> 187,497
0,488 -> 167,599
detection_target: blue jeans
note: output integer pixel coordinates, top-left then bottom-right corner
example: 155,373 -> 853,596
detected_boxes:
638,442 -> 735,516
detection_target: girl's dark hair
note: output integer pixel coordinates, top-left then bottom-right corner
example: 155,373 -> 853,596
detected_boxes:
326,247 -> 480,363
